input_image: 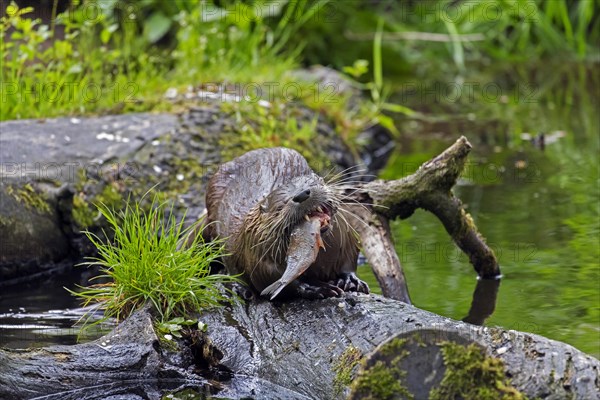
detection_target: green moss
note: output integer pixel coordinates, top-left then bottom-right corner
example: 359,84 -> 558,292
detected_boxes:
333,346 -> 363,396
72,183 -> 124,228
350,338 -> 413,400
157,158 -> 199,196
7,184 -> 51,213
379,338 -> 408,356
72,194 -> 96,228
74,169 -> 89,192
351,359 -> 413,400
98,184 -> 123,207
216,98 -> 348,170
429,342 -> 526,400
0,214 -> 14,227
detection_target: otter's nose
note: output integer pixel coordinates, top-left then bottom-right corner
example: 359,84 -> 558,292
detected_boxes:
292,189 -> 311,203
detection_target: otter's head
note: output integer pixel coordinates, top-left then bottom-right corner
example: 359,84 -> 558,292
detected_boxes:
239,172 -> 339,264
261,174 -> 336,229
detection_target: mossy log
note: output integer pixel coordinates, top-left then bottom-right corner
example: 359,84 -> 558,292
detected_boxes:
1,296 -> 597,399
347,136 -> 500,303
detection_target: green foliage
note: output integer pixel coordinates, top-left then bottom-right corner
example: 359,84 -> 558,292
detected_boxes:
157,316 -> 205,339
421,0 -> 600,64
68,193 -> 239,328
342,59 -> 369,79
367,19 -> 416,120
288,0 -> 599,73
2,0 -> 597,121
0,0 -> 325,120
1,1 -> 165,120
430,342 -> 524,400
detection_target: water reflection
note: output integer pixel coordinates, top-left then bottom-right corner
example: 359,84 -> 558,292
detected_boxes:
27,377 -> 312,400
462,277 -> 501,325
0,267 -> 110,348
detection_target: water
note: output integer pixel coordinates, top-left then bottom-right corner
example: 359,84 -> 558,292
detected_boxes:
359,62 -> 600,359
0,268 -> 112,348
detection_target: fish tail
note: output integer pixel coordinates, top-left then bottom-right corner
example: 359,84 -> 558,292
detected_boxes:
261,280 -> 285,300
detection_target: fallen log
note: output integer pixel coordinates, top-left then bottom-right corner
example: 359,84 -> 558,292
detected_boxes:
1,296 -> 597,399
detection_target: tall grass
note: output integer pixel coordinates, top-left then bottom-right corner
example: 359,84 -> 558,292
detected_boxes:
68,193 -> 239,326
284,0 -> 599,74
0,0 -> 328,120
392,0 -> 600,66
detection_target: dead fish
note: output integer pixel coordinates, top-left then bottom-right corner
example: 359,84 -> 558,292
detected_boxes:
261,217 -> 324,300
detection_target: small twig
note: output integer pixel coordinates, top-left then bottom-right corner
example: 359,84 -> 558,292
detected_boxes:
345,30 -> 486,42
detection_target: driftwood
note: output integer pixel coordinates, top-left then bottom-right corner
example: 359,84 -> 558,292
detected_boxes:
348,136 -> 500,303
1,297 -> 598,399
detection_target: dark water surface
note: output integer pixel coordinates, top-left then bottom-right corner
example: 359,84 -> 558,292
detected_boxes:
0,268 -> 111,348
360,62 -> 600,359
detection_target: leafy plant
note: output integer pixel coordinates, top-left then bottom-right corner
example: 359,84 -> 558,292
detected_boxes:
0,0 -> 327,121
68,192 -> 239,329
338,18 -> 415,137
157,316 -> 206,340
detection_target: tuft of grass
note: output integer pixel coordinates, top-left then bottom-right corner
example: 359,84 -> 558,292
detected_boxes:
68,192 -> 239,328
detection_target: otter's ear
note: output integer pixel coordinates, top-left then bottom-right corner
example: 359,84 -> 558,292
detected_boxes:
260,200 -> 268,213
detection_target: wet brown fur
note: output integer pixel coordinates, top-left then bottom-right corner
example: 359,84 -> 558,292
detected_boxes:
205,148 -> 359,295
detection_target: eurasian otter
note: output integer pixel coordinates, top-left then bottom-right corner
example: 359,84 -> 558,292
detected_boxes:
205,147 -> 369,300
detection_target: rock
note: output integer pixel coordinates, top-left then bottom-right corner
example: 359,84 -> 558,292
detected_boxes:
0,182 -> 70,281
0,113 -> 178,283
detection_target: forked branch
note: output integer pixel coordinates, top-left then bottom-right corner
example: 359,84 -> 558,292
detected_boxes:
348,136 -> 501,302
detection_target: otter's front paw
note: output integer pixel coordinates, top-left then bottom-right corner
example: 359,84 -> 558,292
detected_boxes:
232,282 -> 255,301
333,272 -> 370,294
297,281 -> 344,300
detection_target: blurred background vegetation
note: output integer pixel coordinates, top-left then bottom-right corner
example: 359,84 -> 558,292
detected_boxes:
1,0 -> 599,357
1,0 -> 598,120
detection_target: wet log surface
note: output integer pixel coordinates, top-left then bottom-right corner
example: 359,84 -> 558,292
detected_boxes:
1,295 -> 598,399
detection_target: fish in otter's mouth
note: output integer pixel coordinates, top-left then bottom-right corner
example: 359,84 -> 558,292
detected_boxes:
302,204 -> 332,233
